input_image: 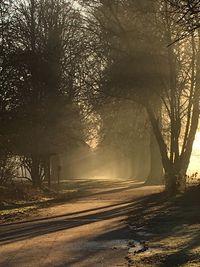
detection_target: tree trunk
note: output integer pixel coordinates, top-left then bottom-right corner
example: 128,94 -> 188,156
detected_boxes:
146,129 -> 164,185
31,155 -> 41,187
44,156 -> 51,188
165,172 -> 178,195
165,167 -> 186,195
146,104 -> 182,195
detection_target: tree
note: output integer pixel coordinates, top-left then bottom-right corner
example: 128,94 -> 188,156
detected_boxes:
2,0 -> 87,186
167,0 -> 200,42
84,0 -> 200,194
96,97 -> 152,180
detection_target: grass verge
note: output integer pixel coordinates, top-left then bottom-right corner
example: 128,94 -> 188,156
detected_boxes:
127,186 -> 200,267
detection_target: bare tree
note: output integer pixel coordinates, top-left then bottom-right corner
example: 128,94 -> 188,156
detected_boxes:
83,0 -> 200,194
167,0 -> 200,41
2,0 -> 87,186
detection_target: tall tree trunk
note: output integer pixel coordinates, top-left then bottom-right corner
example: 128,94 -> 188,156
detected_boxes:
44,156 -> 51,188
146,129 -> 164,185
164,172 -> 179,195
31,155 -> 41,187
146,104 -> 180,194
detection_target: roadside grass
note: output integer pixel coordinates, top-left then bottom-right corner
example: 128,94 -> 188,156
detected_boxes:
0,177 -> 121,223
128,186 -> 200,267
0,180 -> 84,223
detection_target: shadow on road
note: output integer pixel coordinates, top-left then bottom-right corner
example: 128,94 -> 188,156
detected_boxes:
0,181 -> 145,245
0,181 -> 165,267
0,201 -> 132,244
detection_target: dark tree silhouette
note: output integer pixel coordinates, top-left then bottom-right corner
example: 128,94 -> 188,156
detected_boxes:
1,0 -> 87,186
83,0 -> 200,194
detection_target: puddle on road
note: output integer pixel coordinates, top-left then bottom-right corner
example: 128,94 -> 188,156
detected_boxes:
68,239 -> 150,253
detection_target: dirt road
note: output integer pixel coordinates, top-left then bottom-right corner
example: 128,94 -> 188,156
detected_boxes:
0,178 -> 162,267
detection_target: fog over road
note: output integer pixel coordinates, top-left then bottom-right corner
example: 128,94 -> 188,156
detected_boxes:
0,178 -> 162,267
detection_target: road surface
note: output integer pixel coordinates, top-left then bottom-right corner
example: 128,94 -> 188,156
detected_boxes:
0,178 -> 162,267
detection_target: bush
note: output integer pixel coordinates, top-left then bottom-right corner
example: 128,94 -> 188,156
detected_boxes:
0,156 -> 18,185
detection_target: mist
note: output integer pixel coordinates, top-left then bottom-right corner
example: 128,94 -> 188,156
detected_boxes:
1,1 -> 200,266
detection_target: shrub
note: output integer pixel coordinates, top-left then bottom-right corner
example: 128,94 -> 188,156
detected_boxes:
0,156 -> 18,185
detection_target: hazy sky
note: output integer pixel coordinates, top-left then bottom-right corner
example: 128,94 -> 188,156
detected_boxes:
188,131 -> 200,173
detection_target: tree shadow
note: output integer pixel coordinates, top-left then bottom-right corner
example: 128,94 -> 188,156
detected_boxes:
62,227 -> 130,267
127,186 -> 200,266
0,199 -> 133,245
0,196 -> 133,266
0,179 -> 143,212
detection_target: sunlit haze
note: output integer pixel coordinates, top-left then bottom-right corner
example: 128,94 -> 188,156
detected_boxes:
189,131 -> 200,174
